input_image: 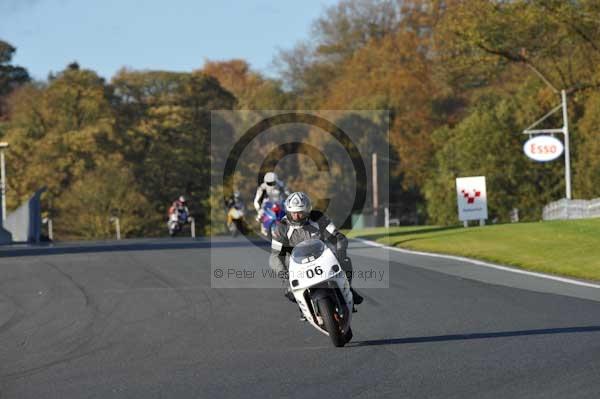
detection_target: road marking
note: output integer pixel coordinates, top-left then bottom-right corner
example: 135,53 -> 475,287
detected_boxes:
353,238 -> 600,290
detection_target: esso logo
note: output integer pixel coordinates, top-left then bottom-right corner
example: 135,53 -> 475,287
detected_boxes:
523,135 -> 564,162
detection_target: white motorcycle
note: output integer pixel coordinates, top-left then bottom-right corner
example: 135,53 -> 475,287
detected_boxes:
168,208 -> 189,237
289,239 -> 354,347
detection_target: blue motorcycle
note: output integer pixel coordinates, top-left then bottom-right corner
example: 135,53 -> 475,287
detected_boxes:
260,200 -> 285,239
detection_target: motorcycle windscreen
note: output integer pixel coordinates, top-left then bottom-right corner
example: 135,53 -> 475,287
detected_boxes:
291,239 -> 325,264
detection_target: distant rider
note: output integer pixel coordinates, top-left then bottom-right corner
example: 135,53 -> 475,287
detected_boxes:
225,191 -> 245,226
169,195 -> 191,221
269,191 -> 363,307
253,172 -> 290,221
225,191 -> 245,211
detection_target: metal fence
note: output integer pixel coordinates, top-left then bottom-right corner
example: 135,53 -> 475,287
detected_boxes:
542,198 -> 600,221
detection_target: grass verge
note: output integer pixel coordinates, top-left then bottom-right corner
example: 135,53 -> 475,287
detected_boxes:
346,219 -> 600,282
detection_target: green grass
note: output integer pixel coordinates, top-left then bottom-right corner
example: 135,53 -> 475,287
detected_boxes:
346,219 -> 600,282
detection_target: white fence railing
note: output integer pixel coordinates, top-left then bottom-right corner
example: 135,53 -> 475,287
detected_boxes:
542,198 -> 600,220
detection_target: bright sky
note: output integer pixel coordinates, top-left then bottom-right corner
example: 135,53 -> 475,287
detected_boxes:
0,0 -> 338,81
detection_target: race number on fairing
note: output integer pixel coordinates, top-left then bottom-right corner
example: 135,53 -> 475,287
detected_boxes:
305,266 -> 324,279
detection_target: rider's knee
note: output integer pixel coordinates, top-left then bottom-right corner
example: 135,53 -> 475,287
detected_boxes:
340,256 -> 353,282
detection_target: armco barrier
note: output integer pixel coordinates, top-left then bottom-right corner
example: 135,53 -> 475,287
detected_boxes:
542,198 -> 600,220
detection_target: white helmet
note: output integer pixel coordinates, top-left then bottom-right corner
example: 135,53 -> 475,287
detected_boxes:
264,172 -> 277,186
285,192 -> 312,225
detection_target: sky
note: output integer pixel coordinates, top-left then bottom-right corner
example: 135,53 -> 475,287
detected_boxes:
0,0 -> 338,81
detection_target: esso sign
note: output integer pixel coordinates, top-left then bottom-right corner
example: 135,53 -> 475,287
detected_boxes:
523,135 -> 564,162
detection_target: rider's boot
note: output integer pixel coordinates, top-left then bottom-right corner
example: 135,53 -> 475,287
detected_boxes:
340,256 -> 363,306
284,285 -> 296,303
351,288 -> 363,305
284,286 -> 305,320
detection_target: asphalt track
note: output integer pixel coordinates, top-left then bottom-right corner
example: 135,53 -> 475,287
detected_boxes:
1,237 -> 599,398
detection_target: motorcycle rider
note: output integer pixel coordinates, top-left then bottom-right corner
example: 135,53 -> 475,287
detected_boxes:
225,191 -> 244,211
269,191 -> 364,307
225,191 -> 245,228
169,195 -> 191,221
254,172 -> 290,220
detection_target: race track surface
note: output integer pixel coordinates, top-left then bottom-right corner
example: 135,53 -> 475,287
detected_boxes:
1,237 -> 599,398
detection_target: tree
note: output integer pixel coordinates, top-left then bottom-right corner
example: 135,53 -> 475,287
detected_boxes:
201,59 -> 290,109
321,27 -> 442,188
5,66 -> 116,207
0,40 -> 30,120
274,0 -> 403,101
54,157 -> 153,239
111,69 -> 236,232
424,88 -> 565,225
313,0 -> 401,60
435,0 -> 600,205
573,90 -> 600,198
436,0 -> 600,92
1,65 -> 154,239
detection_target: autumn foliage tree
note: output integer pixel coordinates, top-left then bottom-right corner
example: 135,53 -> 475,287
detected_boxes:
111,69 -> 236,231
3,65 -> 236,238
275,0 -> 600,224
202,59 -> 289,109
0,39 -> 30,121
4,0 -> 600,237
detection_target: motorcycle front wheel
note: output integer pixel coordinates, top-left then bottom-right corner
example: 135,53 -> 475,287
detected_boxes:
318,296 -> 346,347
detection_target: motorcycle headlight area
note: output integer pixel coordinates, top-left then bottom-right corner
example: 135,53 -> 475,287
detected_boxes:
291,239 -> 326,264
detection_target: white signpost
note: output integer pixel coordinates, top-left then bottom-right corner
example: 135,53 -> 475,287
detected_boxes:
456,176 -> 488,227
522,89 -> 571,199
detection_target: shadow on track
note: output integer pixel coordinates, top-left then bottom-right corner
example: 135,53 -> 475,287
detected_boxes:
0,237 -> 270,258
349,326 -> 600,347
